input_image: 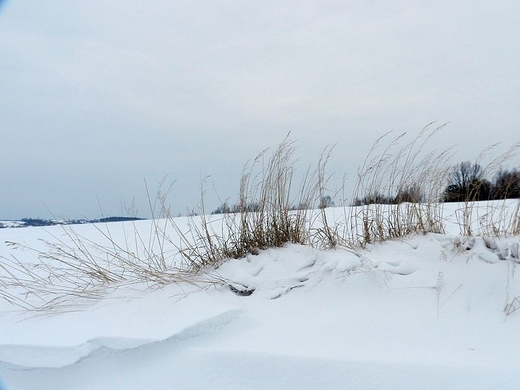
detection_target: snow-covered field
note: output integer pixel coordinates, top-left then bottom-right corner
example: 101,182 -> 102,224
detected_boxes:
1,202 -> 520,389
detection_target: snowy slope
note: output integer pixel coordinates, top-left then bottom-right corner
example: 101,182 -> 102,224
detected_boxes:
0,205 -> 520,389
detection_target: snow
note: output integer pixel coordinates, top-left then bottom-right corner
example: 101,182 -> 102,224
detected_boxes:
1,203 -> 520,389
0,222 -> 25,229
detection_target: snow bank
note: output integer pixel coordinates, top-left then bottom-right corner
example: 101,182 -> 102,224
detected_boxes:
1,204 -> 520,389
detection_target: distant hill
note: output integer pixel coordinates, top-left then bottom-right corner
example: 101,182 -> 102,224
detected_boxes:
0,217 -> 146,229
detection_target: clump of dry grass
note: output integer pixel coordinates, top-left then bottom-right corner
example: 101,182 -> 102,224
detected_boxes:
231,136 -> 308,254
0,220 -> 217,311
0,135 -> 336,310
448,143 -> 520,237
171,135 -> 338,262
345,123 -> 453,247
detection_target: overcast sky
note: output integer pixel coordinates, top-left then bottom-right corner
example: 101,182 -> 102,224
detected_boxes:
1,0 -> 519,219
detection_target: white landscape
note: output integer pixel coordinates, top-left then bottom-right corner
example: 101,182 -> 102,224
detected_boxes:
2,1 -> 520,389
1,198 -> 520,389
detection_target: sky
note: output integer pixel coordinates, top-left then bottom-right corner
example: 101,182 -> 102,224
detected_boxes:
1,0 -> 519,220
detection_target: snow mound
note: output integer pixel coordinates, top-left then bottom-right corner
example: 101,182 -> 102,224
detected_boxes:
1,227 -> 520,389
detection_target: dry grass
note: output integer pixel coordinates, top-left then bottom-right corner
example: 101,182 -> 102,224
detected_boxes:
453,143 -> 520,237
1,128 -> 520,311
0,136 -> 335,310
345,123 -> 453,247
166,135 -> 340,264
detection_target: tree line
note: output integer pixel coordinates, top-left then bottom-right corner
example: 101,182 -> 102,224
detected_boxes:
442,162 -> 520,202
352,162 -> 520,206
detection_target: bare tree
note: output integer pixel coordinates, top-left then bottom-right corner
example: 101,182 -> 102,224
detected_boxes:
443,162 -> 491,202
493,169 -> 520,199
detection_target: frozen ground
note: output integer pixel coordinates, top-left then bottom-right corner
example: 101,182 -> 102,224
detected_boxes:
0,204 -> 520,389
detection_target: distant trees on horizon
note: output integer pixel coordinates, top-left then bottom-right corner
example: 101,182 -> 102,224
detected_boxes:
442,162 -> 520,202
352,161 -> 520,207
212,162 -> 520,212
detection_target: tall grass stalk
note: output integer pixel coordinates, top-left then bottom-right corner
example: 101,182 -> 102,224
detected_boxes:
345,123 -> 452,247
453,142 -> 520,236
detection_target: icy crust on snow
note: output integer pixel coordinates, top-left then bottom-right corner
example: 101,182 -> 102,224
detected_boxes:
0,309 -> 243,369
0,337 -> 155,368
